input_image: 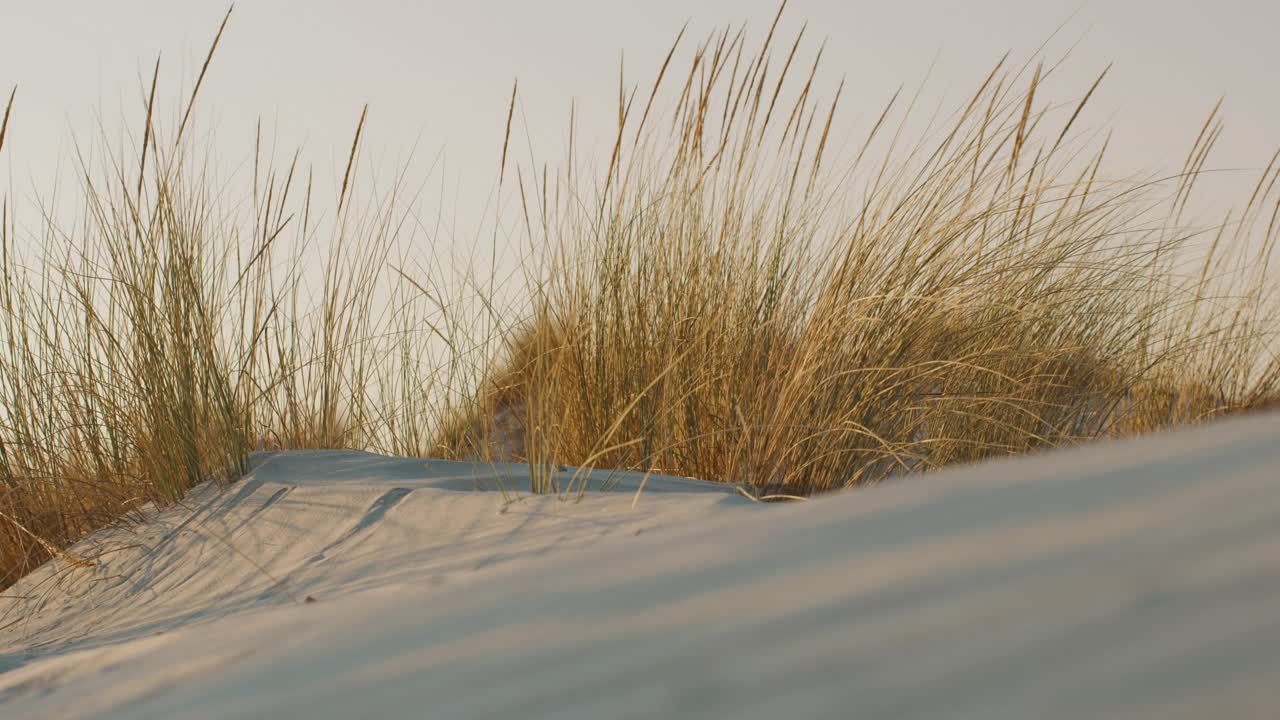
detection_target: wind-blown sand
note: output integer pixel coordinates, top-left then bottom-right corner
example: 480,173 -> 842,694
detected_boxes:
3,411 -> 1279,718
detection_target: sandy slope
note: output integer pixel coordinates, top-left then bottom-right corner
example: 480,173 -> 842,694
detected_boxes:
2,412 -> 1280,718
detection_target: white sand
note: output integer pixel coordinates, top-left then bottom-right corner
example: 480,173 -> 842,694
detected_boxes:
2,412 -> 1279,718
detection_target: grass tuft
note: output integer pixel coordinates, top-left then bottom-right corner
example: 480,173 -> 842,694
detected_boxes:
2,10 -> 1279,591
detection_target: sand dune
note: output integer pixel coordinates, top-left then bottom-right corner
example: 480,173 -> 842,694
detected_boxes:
3,412 -> 1280,718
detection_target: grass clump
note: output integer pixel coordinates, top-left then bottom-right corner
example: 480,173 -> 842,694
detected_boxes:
0,16 -> 462,589
2,6 -> 1279,590
444,11 -> 1280,495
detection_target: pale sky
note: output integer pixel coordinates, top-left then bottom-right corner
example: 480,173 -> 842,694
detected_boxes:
2,1 -> 1278,255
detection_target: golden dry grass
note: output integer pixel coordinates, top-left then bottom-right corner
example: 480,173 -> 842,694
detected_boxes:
434,10 -> 1280,495
2,6 -> 1278,589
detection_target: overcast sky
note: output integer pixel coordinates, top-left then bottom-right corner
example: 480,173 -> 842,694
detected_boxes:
2,1 -> 1278,253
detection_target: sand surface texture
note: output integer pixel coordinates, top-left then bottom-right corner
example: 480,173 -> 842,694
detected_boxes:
2,412 -> 1279,718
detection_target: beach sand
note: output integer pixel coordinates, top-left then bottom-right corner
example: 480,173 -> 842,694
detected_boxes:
3,411 -> 1279,718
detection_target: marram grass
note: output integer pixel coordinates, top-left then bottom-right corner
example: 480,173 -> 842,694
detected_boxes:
2,7 -> 1279,590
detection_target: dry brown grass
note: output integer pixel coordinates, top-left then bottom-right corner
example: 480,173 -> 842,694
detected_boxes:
438,11 -> 1280,496
0,12 -> 459,588
2,6 -> 1279,590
